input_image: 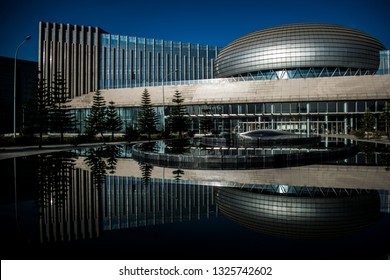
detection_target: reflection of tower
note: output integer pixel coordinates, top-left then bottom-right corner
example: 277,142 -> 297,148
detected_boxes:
102,177 -> 218,230
39,167 -> 219,241
39,166 -> 101,242
216,186 -> 381,239
379,190 -> 390,213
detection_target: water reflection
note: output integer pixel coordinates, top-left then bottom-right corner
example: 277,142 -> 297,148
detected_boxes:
37,152 -> 75,210
84,145 -> 122,187
1,140 -> 390,260
215,186 -> 381,239
138,162 -> 154,185
359,142 -> 390,171
132,138 -> 359,169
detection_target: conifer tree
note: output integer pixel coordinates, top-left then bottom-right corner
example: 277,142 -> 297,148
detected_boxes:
168,89 -> 189,138
106,101 -> 123,141
85,90 -> 107,142
361,108 -> 375,139
138,88 -> 158,140
49,72 -> 75,143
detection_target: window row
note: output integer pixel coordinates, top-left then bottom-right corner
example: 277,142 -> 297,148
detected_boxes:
185,100 -> 389,115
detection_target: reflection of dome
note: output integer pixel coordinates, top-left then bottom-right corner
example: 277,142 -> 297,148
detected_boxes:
214,23 -> 385,78
216,187 -> 380,239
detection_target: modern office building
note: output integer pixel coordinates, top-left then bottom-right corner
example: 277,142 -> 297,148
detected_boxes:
38,22 -> 221,98
0,57 -> 37,134
38,22 -> 390,135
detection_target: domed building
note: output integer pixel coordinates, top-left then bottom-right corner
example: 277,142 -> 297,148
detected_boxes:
38,22 -> 390,136
214,23 -> 385,79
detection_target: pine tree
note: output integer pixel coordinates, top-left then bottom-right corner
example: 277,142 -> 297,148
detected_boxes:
106,101 -> 123,141
168,89 -> 189,138
361,108 -> 375,139
85,90 -> 107,142
49,72 -> 75,143
138,88 -> 158,140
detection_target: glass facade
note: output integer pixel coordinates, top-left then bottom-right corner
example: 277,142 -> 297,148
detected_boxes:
186,100 -> 389,135
72,99 -> 390,135
378,50 -> 390,75
38,22 -> 103,98
99,33 -> 221,89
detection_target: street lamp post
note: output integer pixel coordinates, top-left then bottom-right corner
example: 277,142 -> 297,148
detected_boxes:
162,68 -> 178,132
13,35 -> 31,138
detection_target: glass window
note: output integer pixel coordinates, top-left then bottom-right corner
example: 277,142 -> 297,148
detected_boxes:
357,101 -> 365,112
231,104 -> 238,115
337,102 -> 344,113
378,101 -> 386,112
237,104 -> 244,114
256,103 -> 263,114
328,102 -> 336,112
318,102 -> 327,113
367,101 -> 375,112
264,103 -> 272,114
274,103 -> 281,114
299,103 -> 307,113
247,104 -> 255,114
309,102 -> 318,113
290,103 -> 297,113
282,103 -> 290,113
223,104 -> 229,114
347,101 -> 355,112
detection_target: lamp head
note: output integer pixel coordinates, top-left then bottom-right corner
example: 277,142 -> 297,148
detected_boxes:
26,35 -> 31,41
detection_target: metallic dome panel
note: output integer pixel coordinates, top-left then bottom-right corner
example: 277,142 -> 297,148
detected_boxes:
214,24 -> 385,78
216,187 -> 381,239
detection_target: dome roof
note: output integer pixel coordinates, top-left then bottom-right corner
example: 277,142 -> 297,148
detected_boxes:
214,23 -> 385,78
216,187 -> 380,239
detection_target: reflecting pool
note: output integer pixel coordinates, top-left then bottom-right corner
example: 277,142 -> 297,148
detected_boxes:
1,138 -> 389,260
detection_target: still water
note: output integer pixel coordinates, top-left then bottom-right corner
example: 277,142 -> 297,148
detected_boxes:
1,138 -> 390,260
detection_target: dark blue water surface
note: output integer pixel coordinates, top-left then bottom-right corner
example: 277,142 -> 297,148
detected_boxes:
1,140 -> 389,260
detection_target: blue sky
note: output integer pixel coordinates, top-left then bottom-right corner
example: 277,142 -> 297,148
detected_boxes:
1,0 -> 389,62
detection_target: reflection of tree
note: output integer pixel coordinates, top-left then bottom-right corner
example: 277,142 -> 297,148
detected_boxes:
84,145 -> 121,187
166,139 -> 190,154
36,152 -> 75,211
378,146 -> 390,171
138,162 -> 154,186
141,141 -> 159,152
105,145 -> 122,174
359,142 -> 376,163
172,169 -> 184,182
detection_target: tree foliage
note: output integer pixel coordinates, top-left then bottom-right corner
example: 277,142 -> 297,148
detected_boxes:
85,90 -> 107,141
49,72 -> 75,142
138,88 -> 158,140
361,108 -> 376,139
106,101 -> 123,141
168,90 -> 189,138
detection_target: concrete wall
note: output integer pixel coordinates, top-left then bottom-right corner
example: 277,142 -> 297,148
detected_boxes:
69,75 -> 390,109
